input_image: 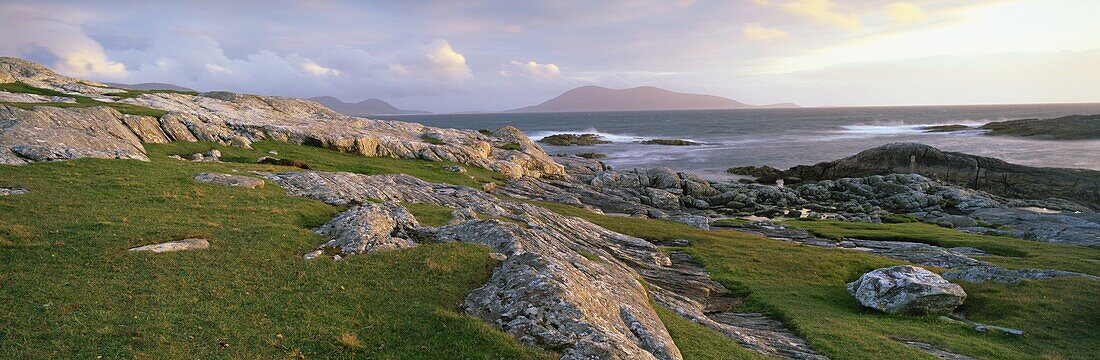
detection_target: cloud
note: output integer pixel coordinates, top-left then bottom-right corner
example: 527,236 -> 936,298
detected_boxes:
743,24 -> 789,41
300,61 -> 341,76
204,63 -> 231,74
782,0 -> 863,31
500,60 -> 561,79
885,2 -> 927,25
419,39 -> 472,80
0,3 -> 127,78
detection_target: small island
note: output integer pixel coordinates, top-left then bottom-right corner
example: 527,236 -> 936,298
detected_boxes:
538,133 -> 612,146
640,139 -> 699,146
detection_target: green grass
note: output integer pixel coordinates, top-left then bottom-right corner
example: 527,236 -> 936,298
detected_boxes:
784,220 -> 1100,276
401,203 -> 454,227
0,146 -> 553,359
497,142 -> 522,151
108,89 -> 198,99
146,141 -> 503,189
0,81 -> 168,117
420,134 -> 445,145
532,200 -> 1100,360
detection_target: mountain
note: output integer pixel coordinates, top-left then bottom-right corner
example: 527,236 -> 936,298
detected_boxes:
507,86 -> 798,113
309,96 -> 430,116
103,82 -> 195,92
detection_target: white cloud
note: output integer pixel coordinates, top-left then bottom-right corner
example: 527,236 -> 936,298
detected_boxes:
0,3 -> 127,78
300,61 -> 341,76
204,63 -> 232,74
885,2 -> 927,25
422,39 -> 472,80
782,0 -> 863,31
743,24 -> 789,41
501,60 -> 561,79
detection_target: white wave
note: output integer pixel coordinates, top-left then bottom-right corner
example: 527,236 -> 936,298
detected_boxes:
525,128 -> 664,143
836,120 -> 990,136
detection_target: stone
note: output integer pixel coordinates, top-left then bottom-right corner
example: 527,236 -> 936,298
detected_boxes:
0,187 -> 29,196
443,165 -> 467,173
847,265 -> 966,315
671,215 -> 710,230
193,173 -> 265,189
312,202 -> 420,255
128,238 -> 210,253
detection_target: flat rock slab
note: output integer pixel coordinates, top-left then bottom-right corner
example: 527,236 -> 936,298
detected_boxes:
1,187 -> 30,196
194,173 -> 264,189
129,238 -> 210,253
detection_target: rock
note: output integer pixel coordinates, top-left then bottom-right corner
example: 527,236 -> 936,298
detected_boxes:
489,252 -> 508,261
257,157 -> 310,169
193,173 -> 264,189
261,171 -> 683,359
575,152 -> 606,159
980,114 -> 1100,140
671,215 -> 710,230
726,165 -> 784,183
0,105 -> 148,164
268,150 -> 278,155
538,133 -> 611,146
0,187 -> 29,196
443,165 -> 467,173
899,340 -> 975,360
847,265 -> 966,315
312,202 -> 420,255
128,238 -> 210,253
772,142 -> 1100,209
640,139 -> 698,146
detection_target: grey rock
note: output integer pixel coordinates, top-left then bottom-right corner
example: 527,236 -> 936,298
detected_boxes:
128,238 -> 210,253
0,187 -> 29,196
193,173 -> 264,189
898,340 -> 975,360
847,265 -> 966,315
312,202 -> 420,255
671,215 -> 710,230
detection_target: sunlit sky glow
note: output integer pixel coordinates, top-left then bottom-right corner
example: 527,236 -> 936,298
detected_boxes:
1,0 -> 1097,112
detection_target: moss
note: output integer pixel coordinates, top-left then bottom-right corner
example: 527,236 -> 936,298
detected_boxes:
420,134 -> 445,145
497,142 -> 522,151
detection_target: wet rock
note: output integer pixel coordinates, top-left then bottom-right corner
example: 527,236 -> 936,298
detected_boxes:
193,173 -> 264,189
128,238 -> 209,253
848,265 -> 966,315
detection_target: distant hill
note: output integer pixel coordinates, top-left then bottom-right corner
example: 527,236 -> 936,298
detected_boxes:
103,82 -> 195,92
507,86 -> 798,113
309,96 -> 430,116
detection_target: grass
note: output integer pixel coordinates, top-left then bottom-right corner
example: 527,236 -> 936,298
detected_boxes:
420,134 -> 445,145
0,144 -> 554,359
784,220 -> 1100,276
401,203 -> 454,227
147,140 -> 503,189
532,200 -> 1100,360
0,81 -> 168,117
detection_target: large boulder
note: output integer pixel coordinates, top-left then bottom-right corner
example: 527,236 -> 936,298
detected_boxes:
847,265 -> 966,315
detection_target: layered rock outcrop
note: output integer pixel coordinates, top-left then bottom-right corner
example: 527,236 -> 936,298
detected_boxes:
0,57 -> 563,179
262,171 -> 823,359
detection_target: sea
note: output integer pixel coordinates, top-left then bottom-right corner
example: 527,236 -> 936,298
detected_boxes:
379,103 -> 1100,180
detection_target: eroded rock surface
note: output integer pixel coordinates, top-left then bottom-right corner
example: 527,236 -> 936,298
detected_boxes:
310,202 -> 420,256
193,173 -> 265,189
847,265 -> 966,315
263,171 -> 682,359
264,171 -> 825,359
128,238 -> 210,253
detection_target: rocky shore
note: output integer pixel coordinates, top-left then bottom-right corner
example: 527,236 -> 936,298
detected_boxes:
2,57 -> 1097,359
922,114 -> 1100,140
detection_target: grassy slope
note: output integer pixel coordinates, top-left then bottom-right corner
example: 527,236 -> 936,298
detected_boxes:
0,81 -> 172,117
533,201 -> 1100,360
0,145 -> 553,359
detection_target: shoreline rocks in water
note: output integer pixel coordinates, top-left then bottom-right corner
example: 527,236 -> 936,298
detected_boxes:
918,115 -> 1100,140
640,139 -> 699,146
743,142 -> 1100,210
538,133 -> 612,146
980,114 -> 1100,140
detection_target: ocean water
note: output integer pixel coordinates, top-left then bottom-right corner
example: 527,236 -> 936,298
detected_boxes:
379,104 -> 1100,180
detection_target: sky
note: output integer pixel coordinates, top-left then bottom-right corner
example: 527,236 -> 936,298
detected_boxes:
0,0 -> 1097,112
